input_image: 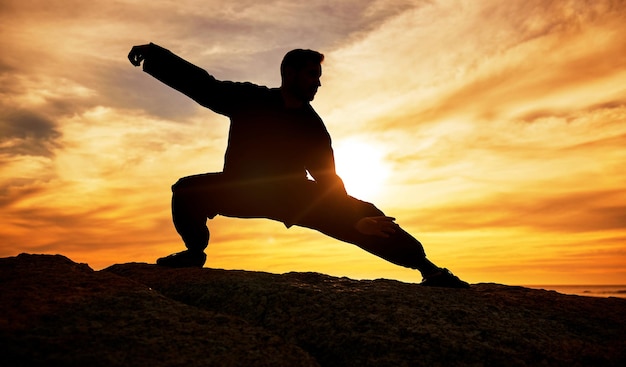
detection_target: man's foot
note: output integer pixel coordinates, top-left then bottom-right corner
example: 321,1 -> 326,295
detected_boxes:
420,268 -> 470,288
156,250 -> 207,268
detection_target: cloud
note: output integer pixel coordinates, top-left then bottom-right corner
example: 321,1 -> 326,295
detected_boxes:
404,188 -> 626,234
0,109 -> 60,157
2,0 -> 425,121
136,0 -> 422,84
316,0 -> 626,137
0,180 -> 48,208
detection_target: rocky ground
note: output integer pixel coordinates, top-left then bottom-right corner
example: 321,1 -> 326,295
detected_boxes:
1,253 -> 625,366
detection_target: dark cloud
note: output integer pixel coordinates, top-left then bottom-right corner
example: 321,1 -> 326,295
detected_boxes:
143,0 -> 421,80
0,109 -> 61,157
88,61 -> 200,120
0,180 -> 47,208
167,0 -> 419,47
77,0 -> 422,120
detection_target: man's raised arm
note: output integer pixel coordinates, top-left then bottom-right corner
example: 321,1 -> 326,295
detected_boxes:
128,43 -> 217,104
128,43 -> 268,116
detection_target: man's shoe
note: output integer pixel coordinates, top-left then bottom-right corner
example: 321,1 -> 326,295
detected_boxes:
420,268 -> 470,288
156,250 -> 207,268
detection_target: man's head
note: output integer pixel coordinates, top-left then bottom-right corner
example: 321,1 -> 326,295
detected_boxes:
280,49 -> 324,103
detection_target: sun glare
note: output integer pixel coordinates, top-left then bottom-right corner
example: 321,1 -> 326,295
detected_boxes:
333,139 -> 390,200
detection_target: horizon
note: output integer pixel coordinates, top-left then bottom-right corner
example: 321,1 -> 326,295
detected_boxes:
1,0 -> 625,285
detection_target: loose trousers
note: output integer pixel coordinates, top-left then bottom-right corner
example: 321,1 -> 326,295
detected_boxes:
171,173 -> 429,270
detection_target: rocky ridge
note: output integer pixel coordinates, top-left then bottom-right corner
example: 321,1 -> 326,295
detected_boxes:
1,253 -> 625,366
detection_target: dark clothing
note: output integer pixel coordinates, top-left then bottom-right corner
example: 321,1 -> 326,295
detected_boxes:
171,172 -> 427,269
144,44 -> 359,228
143,44 -> 429,271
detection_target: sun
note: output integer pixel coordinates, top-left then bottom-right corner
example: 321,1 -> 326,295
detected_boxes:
333,138 -> 390,200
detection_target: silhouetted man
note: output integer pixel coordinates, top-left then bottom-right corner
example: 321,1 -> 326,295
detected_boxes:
128,43 -> 469,288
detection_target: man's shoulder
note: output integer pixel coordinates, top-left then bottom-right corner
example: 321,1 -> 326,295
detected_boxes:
225,80 -> 271,93
235,83 -> 278,101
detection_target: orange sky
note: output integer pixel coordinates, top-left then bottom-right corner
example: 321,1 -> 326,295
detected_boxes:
1,0 -> 625,285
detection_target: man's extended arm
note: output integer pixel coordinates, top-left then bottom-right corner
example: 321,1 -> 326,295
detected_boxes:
129,43 -> 213,103
128,43 -> 262,116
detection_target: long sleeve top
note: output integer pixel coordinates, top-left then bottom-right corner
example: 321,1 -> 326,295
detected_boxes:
142,43 -> 362,227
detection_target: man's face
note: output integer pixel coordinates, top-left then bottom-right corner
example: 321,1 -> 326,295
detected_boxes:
288,62 -> 322,102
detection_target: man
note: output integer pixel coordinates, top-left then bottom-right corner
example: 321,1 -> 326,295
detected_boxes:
128,43 -> 469,288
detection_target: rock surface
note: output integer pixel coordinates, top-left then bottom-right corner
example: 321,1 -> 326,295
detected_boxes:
1,253 -> 625,366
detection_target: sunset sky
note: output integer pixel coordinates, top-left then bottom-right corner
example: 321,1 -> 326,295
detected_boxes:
1,0 -> 625,285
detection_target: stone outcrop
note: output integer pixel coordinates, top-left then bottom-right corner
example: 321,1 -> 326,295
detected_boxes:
1,253 -> 625,366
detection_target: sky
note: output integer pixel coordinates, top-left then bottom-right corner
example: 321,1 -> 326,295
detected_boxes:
1,0 -> 625,285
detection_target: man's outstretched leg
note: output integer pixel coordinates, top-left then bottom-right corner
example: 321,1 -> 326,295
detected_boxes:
296,197 -> 469,288
354,226 -> 470,288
